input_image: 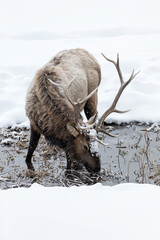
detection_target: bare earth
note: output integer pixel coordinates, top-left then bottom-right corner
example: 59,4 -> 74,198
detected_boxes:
0,123 -> 160,189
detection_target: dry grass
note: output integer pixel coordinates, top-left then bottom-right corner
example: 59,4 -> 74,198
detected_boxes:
0,122 -> 160,189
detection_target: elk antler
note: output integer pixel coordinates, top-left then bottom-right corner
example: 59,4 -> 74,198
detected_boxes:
47,76 -> 98,124
95,53 -> 140,136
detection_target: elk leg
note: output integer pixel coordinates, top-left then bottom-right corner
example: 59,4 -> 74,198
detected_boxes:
25,125 -> 41,171
84,93 -> 98,120
66,152 -> 72,170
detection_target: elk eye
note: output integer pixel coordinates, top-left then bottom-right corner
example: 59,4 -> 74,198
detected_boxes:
83,145 -> 89,151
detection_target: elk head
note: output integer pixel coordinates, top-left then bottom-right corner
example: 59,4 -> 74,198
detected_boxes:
65,123 -> 101,173
48,53 -> 139,173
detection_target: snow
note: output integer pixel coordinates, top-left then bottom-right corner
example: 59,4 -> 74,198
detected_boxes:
0,183 -> 160,240
0,0 -> 160,126
1,32 -> 160,126
1,138 -> 14,145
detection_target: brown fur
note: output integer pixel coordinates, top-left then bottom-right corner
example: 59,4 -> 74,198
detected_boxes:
25,48 -> 101,172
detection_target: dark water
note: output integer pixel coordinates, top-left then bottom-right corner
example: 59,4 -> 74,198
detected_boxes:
0,123 -> 160,189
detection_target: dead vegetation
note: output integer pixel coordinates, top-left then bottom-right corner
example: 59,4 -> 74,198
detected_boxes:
0,122 -> 160,189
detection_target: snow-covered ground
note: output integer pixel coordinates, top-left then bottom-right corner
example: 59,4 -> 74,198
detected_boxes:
0,1 -> 160,239
1,183 -> 160,240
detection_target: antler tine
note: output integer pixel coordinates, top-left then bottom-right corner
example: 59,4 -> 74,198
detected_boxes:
96,127 -> 119,137
77,113 -> 97,130
47,77 -> 62,87
48,76 -> 98,106
95,53 -> 140,134
101,53 -> 116,65
48,76 -> 99,124
76,87 -> 98,106
116,53 -> 124,84
48,75 -> 79,103
67,74 -> 77,90
101,53 -> 124,84
87,133 -> 109,146
47,76 -> 75,111
70,86 -> 98,124
129,69 -> 140,82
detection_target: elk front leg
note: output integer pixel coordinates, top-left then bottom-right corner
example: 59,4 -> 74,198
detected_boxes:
25,125 -> 41,171
65,152 -> 72,171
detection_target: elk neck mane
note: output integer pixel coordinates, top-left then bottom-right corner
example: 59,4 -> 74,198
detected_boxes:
29,66 -> 77,146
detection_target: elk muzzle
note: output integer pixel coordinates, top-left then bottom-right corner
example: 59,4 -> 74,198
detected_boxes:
82,154 -> 101,173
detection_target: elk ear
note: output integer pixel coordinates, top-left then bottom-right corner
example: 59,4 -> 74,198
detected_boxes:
67,123 -> 79,137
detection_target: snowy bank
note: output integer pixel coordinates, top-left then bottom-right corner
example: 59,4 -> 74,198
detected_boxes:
0,31 -> 160,126
0,183 -> 160,240
0,0 -> 160,126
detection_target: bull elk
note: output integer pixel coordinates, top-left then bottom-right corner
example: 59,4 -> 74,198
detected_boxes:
25,48 -> 139,173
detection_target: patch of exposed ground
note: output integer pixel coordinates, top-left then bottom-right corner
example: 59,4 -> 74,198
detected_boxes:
0,122 -> 160,189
